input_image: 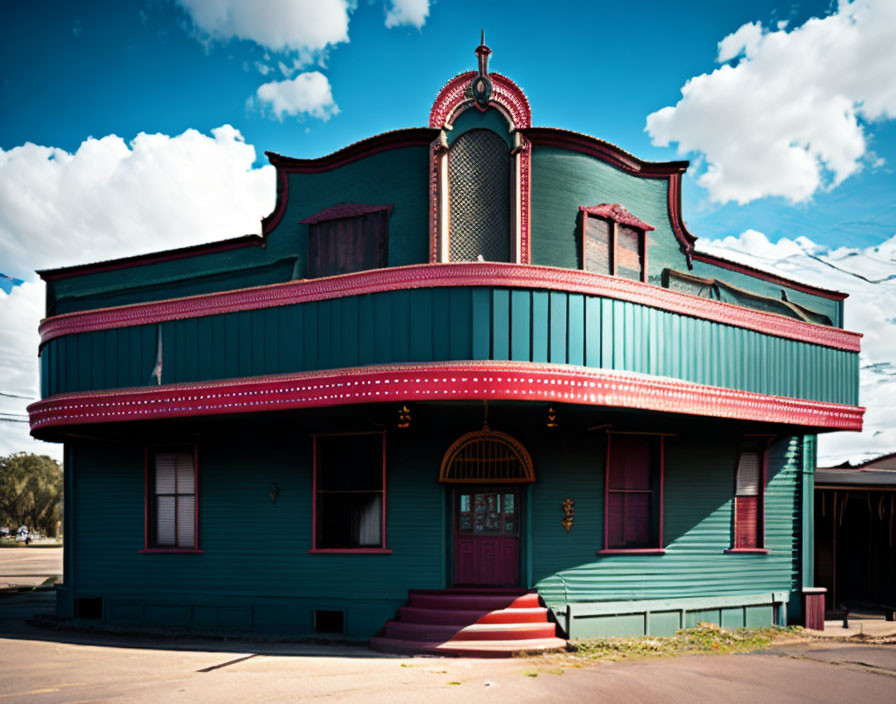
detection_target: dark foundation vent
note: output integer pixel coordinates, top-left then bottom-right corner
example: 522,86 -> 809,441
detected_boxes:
314,609 -> 345,635
76,597 -> 103,620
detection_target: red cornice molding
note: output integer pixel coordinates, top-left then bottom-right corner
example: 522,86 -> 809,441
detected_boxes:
524,128 -> 689,178
27,361 -> 865,435
430,72 -> 532,129
38,263 -> 863,352
37,235 -> 265,282
691,250 -> 849,301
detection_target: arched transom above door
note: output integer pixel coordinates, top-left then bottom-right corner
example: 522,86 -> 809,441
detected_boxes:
439,429 -> 535,484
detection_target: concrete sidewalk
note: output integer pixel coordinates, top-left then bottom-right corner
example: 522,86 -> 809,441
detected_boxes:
1,591 -> 895,703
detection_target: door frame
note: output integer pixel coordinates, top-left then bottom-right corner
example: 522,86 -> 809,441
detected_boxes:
449,485 -> 524,587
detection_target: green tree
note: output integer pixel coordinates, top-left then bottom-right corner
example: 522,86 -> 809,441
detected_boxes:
0,453 -> 63,537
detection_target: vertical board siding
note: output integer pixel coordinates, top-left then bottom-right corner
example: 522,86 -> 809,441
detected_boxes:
43,288 -> 858,405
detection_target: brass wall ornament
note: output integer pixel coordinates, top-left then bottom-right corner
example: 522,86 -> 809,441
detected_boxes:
561,498 -> 575,532
397,405 -> 412,428
546,405 -> 558,428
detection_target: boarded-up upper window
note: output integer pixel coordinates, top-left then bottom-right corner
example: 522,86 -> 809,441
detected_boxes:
440,429 -> 534,483
448,129 -> 511,263
301,203 -> 392,278
580,205 -> 652,282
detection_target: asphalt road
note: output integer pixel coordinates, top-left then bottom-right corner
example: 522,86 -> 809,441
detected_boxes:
0,591 -> 894,703
0,546 -> 63,588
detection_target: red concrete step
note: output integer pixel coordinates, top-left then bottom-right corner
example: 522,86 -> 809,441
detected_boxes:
407,591 -> 540,611
369,636 -> 568,658
397,606 -> 550,625
384,621 -> 557,642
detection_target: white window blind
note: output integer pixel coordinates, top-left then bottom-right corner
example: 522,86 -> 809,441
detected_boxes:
736,451 -> 761,496
153,451 -> 195,548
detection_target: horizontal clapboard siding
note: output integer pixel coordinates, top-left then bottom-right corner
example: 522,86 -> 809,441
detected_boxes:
534,435 -> 801,609
69,404 -> 805,639
41,287 -> 859,405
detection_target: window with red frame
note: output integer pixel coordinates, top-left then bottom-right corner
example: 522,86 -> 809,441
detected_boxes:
582,214 -> 646,282
148,450 -> 197,549
605,434 -> 663,550
733,440 -> 766,549
314,432 -> 386,550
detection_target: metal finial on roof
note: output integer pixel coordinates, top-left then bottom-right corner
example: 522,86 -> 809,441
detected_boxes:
472,31 -> 493,110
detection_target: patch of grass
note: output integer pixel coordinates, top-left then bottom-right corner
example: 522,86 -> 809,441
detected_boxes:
446,681 -> 461,686
523,671 -> 538,677
569,624 -> 802,662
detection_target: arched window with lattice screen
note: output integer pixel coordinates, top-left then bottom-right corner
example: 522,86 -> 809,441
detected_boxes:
448,129 -> 511,262
439,429 -> 534,484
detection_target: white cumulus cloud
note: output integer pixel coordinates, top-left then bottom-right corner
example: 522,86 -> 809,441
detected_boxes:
255,71 -> 339,121
175,0 -> 352,60
0,125 -> 274,276
0,127 -> 275,458
696,230 -> 896,465
646,0 -> 896,205
385,0 -> 430,29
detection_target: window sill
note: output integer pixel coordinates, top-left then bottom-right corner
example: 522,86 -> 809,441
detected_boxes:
308,548 -> 393,555
724,548 -> 769,554
139,548 -> 203,554
598,548 -> 666,555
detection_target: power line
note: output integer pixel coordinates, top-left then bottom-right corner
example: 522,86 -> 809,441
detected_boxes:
0,391 -> 36,399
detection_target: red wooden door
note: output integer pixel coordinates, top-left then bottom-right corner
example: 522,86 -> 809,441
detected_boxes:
454,489 -> 519,586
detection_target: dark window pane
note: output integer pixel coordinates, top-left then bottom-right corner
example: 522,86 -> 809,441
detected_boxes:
608,436 -> 651,490
317,435 -> 382,491
317,493 -> 382,549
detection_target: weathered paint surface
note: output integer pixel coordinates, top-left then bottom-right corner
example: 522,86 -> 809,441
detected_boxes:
40,286 -> 860,405
58,403 -> 804,639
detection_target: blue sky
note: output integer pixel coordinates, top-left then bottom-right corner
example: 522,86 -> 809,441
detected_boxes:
2,0 -> 895,264
1,0 -> 896,462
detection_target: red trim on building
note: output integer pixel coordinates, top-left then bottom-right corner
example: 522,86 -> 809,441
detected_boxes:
724,548 -> 769,554
38,236 -> 264,282
691,251 -> 849,301
262,129 -> 438,236
666,172 -> 698,259
28,361 -> 865,436
430,72 -> 532,129
525,127 -> 689,178
38,263 -> 863,352
308,549 -> 393,555
579,204 -> 655,232
299,203 -> 394,224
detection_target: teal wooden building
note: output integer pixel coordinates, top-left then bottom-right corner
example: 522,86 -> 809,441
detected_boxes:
30,43 -> 863,653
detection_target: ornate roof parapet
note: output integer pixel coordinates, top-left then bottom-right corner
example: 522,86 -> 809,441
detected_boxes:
430,37 -> 531,130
